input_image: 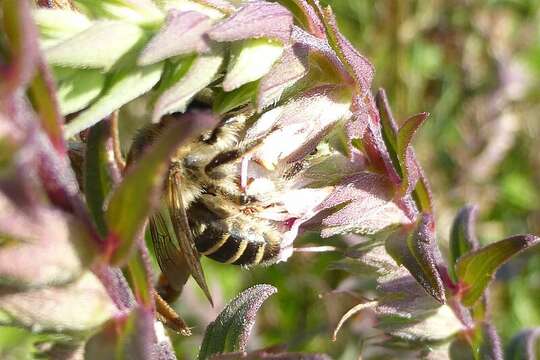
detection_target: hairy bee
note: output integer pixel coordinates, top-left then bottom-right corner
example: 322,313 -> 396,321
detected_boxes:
128,106 -> 295,332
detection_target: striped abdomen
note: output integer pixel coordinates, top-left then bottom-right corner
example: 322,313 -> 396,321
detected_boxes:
188,203 -> 281,266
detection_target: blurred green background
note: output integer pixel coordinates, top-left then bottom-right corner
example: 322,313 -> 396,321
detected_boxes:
167,1 -> 540,359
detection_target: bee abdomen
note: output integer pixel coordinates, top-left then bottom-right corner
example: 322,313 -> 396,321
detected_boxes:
194,221 -> 281,266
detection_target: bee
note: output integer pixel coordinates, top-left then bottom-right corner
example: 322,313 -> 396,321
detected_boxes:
128,105 -> 292,334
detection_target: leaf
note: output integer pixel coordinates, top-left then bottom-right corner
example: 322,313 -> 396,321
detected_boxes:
153,50 -> 223,122
257,43 -> 309,111
223,39 -> 284,92
0,272 -> 115,332
159,0 -> 227,20
208,1 -> 293,43
56,69 -> 106,115
332,301 -> 377,341
198,284 -> 277,360
210,350 -> 332,360
506,328 -> 540,360
478,322 -> 503,360
84,306 -> 154,360
396,112 -> 429,196
0,193 -> 97,289
105,111 -> 219,265
213,80 -> 258,114
45,20 -> 145,70
33,8 -> 92,46
455,234 -> 540,307
74,0 -> 164,27
385,213 -> 446,304
318,172 -> 409,237
138,10 -> 212,66
1,0 -> 40,93
449,205 -> 479,280
65,62 -> 163,137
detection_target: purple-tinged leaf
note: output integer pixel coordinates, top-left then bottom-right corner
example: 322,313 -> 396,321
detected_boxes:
507,328 -> 540,360
138,11 -> 212,66
455,234 -> 540,307
257,44 -> 309,111
449,206 -> 479,280
479,322 -> 503,360
247,85 -> 351,170
208,2 -> 293,43
0,194 -> 97,289
199,284 -> 277,360
104,111 -> 219,265
93,266 -> 136,311
318,172 -> 409,237
153,51 -> 223,122
223,39 -> 284,92
85,306 -> 155,360
396,112 -> 428,197
279,0 -> 325,38
0,272 -> 116,332
45,21 -> 145,70
66,62 -> 163,137
318,6 -> 374,95
1,0 -> 39,94
385,213 -> 446,304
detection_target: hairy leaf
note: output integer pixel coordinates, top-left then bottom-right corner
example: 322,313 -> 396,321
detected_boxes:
65,62 -> 163,137
318,172 -> 409,237
208,1 -> 293,43
0,272 -> 115,332
105,111 -> 218,265
45,21 -> 146,70
385,213 -> 446,303
56,69 -> 106,115
198,284 -> 277,360
223,39 -> 284,92
153,50 -> 223,122
84,306 -> 154,360
138,10 -> 212,66
455,234 -> 540,307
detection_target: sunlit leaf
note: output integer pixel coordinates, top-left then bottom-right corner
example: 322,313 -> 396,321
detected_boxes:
385,213 -> 446,304
223,39 -> 284,92
33,8 -> 92,47
105,111 -> 218,265
153,51 -> 223,122
74,0 -> 164,27
455,234 -> 540,307
138,10 -> 212,66
208,1 -> 293,43
56,69 -> 106,115
45,21 -> 145,70
84,306 -> 154,360
65,62 -> 163,137
198,284 -> 277,360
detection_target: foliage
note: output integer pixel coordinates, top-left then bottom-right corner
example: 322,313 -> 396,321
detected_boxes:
0,0 -> 538,359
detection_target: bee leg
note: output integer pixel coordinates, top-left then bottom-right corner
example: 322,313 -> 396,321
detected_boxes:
154,289 -> 191,336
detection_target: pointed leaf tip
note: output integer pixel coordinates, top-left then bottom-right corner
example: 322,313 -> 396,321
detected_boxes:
449,205 -> 479,279
198,284 -> 277,360
456,234 -> 540,307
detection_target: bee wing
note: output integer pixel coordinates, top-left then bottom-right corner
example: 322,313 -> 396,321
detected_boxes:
167,171 -> 213,305
149,212 -> 190,294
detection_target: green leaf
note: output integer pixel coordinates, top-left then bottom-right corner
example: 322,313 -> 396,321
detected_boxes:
45,21 -> 146,70
104,112 -> 218,265
223,38 -> 283,92
152,50 -> 223,122
449,206 -> 479,280
385,213 -> 446,304
198,284 -> 277,360
84,120 -> 115,236
74,0 -> 164,27
456,235 -> 540,307
33,8 -> 92,47
213,80 -> 258,114
57,69 -> 106,116
65,62 -> 163,138
84,306 -> 154,360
